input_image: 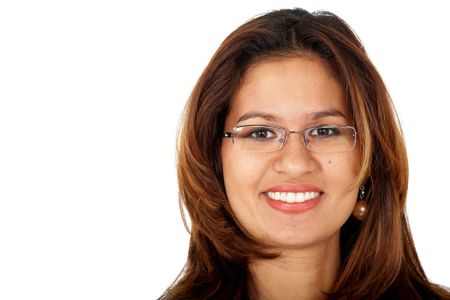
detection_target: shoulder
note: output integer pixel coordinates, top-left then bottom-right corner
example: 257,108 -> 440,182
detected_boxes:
438,284 -> 450,292
432,283 -> 450,293
434,284 -> 450,300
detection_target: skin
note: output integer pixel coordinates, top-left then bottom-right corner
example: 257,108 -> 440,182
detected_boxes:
220,55 -> 361,299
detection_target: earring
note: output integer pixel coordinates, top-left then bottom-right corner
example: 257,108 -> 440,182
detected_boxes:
352,185 -> 368,221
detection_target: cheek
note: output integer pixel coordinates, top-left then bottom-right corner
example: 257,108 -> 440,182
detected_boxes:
319,155 -> 360,228
221,147 -> 268,209
222,151 -> 266,194
321,153 -> 360,204
325,150 -> 360,177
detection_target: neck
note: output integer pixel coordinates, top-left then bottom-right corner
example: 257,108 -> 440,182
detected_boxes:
249,232 -> 341,300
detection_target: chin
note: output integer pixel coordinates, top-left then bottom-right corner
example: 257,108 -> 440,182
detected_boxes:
259,227 -> 341,250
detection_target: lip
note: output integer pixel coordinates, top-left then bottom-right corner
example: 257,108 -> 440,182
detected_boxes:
263,183 -> 323,193
262,183 -> 323,214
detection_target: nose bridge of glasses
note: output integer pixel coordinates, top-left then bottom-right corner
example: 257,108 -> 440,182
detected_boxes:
284,130 -> 308,149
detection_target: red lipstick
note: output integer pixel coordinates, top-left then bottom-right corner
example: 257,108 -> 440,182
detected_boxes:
263,183 -> 323,214
264,183 -> 322,193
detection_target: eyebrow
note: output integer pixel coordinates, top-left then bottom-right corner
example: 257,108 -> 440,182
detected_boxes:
236,108 -> 348,124
236,111 -> 278,123
308,109 -> 348,121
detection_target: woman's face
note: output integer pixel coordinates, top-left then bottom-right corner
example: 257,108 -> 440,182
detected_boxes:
221,55 -> 360,249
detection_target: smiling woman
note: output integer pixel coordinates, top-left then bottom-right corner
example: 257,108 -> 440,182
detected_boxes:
221,57 -> 361,253
159,8 -> 450,300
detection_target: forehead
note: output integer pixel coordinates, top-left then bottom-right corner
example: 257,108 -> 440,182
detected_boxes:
228,56 -> 349,125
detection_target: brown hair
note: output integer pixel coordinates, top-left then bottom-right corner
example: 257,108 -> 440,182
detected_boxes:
160,8 -> 450,300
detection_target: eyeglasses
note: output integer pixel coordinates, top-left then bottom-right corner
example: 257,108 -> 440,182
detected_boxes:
223,124 -> 357,153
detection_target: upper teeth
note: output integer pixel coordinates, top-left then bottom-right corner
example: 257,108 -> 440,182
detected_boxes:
266,191 -> 321,203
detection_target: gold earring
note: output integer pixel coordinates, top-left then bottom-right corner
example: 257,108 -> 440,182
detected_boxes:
352,185 -> 368,221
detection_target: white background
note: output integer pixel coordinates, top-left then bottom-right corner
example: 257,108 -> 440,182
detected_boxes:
1,1 -> 449,299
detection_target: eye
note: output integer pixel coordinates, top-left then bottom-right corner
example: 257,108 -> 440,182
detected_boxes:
236,126 -> 278,141
248,128 -> 276,139
308,126 -> 341,138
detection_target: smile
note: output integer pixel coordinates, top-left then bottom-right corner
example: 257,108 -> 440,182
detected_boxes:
266,191 -> 321,203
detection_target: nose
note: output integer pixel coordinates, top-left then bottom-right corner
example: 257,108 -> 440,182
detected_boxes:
272,132 -> 319,177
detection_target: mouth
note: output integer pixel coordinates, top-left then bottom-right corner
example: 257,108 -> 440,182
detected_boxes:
264,191 -> 322,203
262,184 -> 323,214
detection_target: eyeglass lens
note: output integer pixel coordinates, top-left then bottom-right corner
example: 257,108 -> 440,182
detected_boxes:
232,125 -> 356,153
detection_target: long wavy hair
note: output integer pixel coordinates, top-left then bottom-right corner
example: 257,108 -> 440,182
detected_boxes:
159,8 -> 450,300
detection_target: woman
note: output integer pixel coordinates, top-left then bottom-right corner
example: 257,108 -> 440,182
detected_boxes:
159,8 -> 450,300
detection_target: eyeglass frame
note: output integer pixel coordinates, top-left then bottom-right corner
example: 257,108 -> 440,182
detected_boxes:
223,124 -> 357,153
